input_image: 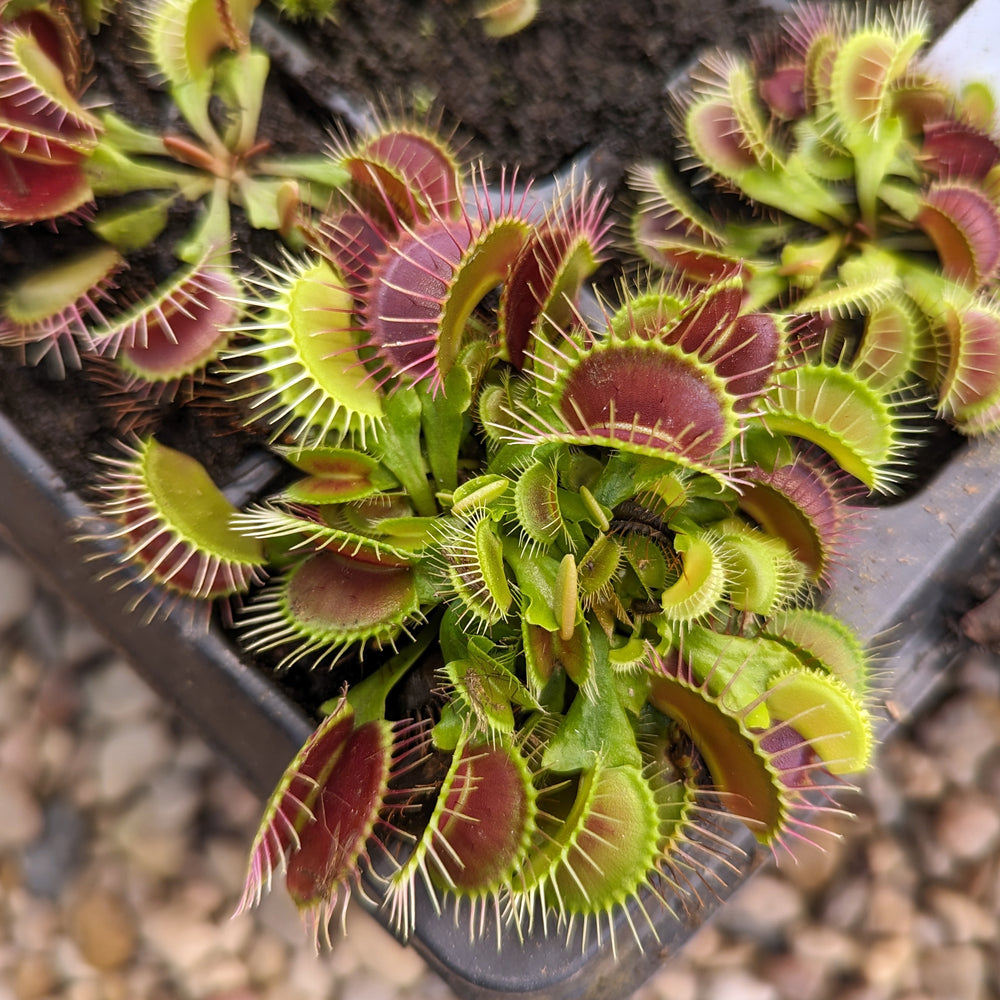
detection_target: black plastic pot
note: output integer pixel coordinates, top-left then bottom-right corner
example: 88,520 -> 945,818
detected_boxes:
2,403 -> 999,999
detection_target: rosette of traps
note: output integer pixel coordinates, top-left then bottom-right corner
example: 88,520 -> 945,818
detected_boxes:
197,111 -> 890,951
629,0 -> 1000,437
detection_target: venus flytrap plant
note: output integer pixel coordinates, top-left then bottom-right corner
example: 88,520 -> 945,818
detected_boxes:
212,114 -> 893,948
1,0 -> 349,398
630,0 -> 1000,437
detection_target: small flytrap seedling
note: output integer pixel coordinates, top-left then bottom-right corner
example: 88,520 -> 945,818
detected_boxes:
1,0 -> 346,389
629,1 -> 1000,436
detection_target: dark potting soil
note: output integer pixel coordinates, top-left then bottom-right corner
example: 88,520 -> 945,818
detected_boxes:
0,0 -> 979,710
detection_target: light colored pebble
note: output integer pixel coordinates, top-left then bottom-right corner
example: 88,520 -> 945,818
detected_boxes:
758,952 -> 828,1000
174,735 -> 215,773
926,886 -> 997,943
13,951 -> 57,1000
256,888 -> 311,949
36,725 -> 77,792
0,773 -> 43,850
7,895 -> 60,953
821,876 -> 870,931
881,741 -> 946,802
718,873 -> 805,941
921,692 -> 1000,787
66,889 -> 137,971
57,619 -> 109,668
180,878 -> 227,921
778,831 -> 847,893
206,770 -> 262,829
0,672 -> 25,728
919,943 -> 987,1000
63,980 -> 104,1000
143,906 -> 219,971
862,934 -> 917,990
863,884 -> 915,936
680,923 -> 722,964
0,720 -> 42,783
84,660 -> 160,725
112,799 -> 188,879
245,932 -> 288,986
701,968 -> 778,1000
647,961 -> 698,1000
96,718 -> 173,803
865,835 -> 912,882
791,924 -> 859,972
339,970 -> 406,1000
285,946 -> 338,1000
912,911 -> 948,949
347,909 -> 428,988
190,954 -> 251,998
934,793 -> 1000,862
206,837 -> 252,901
0,555 -> 35,634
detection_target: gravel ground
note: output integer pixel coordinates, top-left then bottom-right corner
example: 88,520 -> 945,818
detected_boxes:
1,544 -> 999,1000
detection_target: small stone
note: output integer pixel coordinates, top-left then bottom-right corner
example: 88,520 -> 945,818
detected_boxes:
143,905 -> 218,972
174,734 -> 215,773
256,883 -> 309,948
113,798 -> 188,879
0,554 -> 35,634
792,924 -> 860,973
13,951 -> 57,1000
0,772 -> 43,849
925,887 -> 997,944
759,951 -> 828,1000
934,793 -> 1000,862
647,961 -> 698,1000
863,884 -> 915,937
67,889 -> 137,971
348,908 -> 426,988
245,933 -> 288,986
20,797 -> 87,898
779,831 -> 846,893
866,835 -> 912,882
338,971 -> 399,1000
190,955 -> 250,998
701,968 -> 778,1000
285,946 -> 338,1000
58,618 -> 109,669
0,720 -> 43,784
717,873 -> 805,943
912,911 -> 948,949
205,770 -> 261,830
96,718 -> 173,802
920,692 -> 1000,787
7,892 -> 60,952
920,944 -> 987,1000
206,837 -> 252,901
821,876 -> 870,931
862,934 -> 916,990
34,666 -> 81,726
84,659 -> 160,725
880,741 -> 946,802
681,922 -> 723,964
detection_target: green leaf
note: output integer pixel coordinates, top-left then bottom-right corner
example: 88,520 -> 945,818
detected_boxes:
542,627 -> 641,772
422,356 -> 472,495
376,389 -> 437,516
